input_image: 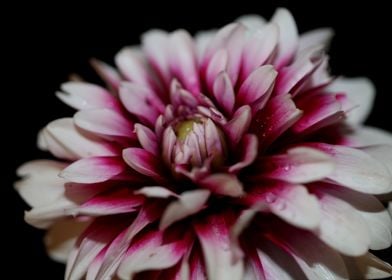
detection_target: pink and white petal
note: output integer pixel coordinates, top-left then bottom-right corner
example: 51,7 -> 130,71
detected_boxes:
57,81 -> 120,110
117,231 -> 191,279
313,191 -> 371,256
194,213 -> 244,280
169,30 -> 200,93
298,28 -> 334,53
122,148 -> 164,181
244,181 -> 320,230
86,247 -> 107,280
66,218 -> 126,280
115,47 -> 157,89
343,253 -> 392,279
74,108 -> 135,139
160,190 -> 210,230
270,228 -> 349,279
255,147 -> 334,184
15,160 -> 66,207
240,24 -> 278,79
327,77 -> 375,125
228,134 -> 258,173
308,143 -> 392,194
78,188 -> 144,216
320,184 -> 392,250
271,8 -> 299,69
44,219 -> 90,263
141,29 -> 171,87
194,29 -> 216,63
95,203 -> 162,279
292,92 -> 344,135
252,94 -> 302,151
39,127 -> 78,160
224,105 -> 252,145
362,145 -> 392,175
135,186 -> 178,198
199,173 -> 244,197
343,126 -> 392,147
135,124 -> 159,155
205,49 -> 228,92
275,45 -> 324,96
213,71 -> 235,114
60,157 -> 126,184
45,118 -> 117,159
237,65 -> 277,112
90,58 -> 122,92
119,82 -> 164,126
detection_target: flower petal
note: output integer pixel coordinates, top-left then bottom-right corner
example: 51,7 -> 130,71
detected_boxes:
228,134 -> 258,173
254,147 -> 334,184
135,124 -> 159,156
298,28 -> 334,53
44,219 -> 90,263
237,65 -> 277,112
135,186 -> 178,198
74,109 -> 135,139
90,58 -> 122,92
15,160 -> 66,207
343,126 -> 392,147
160,189 -> 210,230
122,148 -> 164,181
194,213 -> 244,280
327,77 -> 375,124
224,105 -> 252,145
56,82 -> 119,110
213,71 -> 235,114
313,191 -> 370,256
199,173 -> 244,197
343,253 -> 392,279
271,8 -> 299,68
308,143 -> 392,194
60,157 -> 126,184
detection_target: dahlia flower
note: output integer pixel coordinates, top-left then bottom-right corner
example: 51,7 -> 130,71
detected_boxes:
16,8 -> 392,279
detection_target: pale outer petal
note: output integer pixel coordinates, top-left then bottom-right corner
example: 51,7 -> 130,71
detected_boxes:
44,219 -> 90,263
15,160 -> 67,208
328,77 -> 375,124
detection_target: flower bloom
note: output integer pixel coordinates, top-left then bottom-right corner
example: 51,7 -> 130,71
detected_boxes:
16,8 -> 392,280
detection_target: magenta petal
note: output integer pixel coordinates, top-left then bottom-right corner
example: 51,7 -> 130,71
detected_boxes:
95,204 -> 162,279
213,71 -> 235,115
79,188 -> 144,216
228,134 -> 258,173
60,157 -> 126,184
254,147 -> 334,184
252,94 -> 302,151
194,213 -> 244,280
122,148 -> 164,181
65,218 -> 126,280
199,173 -> 244,197
57,82 -> 120,111
224,105 -> 252,145
237,65 -> 277,112
74,108 -> 135,139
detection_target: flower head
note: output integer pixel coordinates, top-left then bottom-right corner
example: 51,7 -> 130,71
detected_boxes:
16,8 -> 392,279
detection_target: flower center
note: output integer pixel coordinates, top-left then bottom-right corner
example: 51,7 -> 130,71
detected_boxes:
164,117 -> 227,172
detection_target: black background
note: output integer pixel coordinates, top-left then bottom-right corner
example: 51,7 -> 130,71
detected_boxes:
4,1 -> 392,278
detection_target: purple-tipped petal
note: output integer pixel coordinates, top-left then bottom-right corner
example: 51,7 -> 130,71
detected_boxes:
60,157 -> 126,184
